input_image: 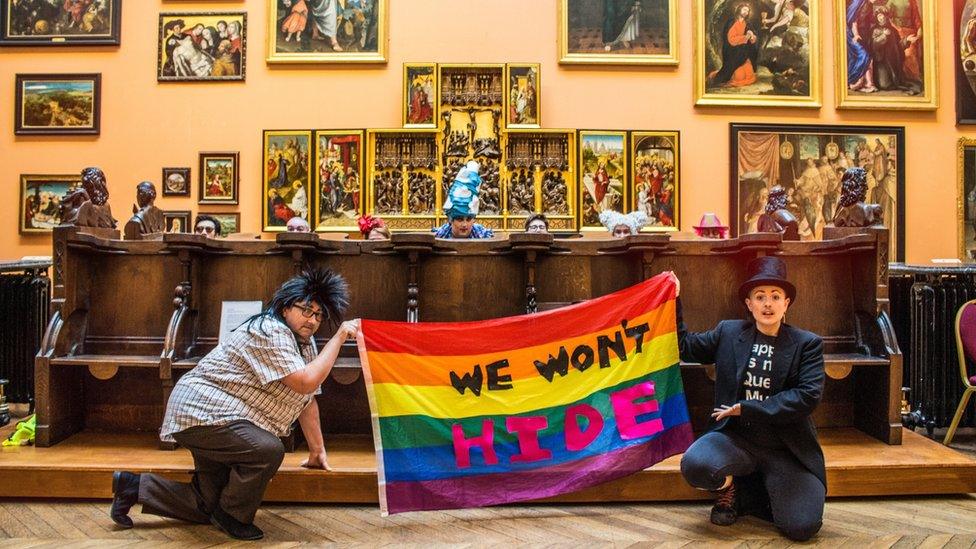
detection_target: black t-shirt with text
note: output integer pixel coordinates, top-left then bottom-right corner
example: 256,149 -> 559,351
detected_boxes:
731,332 -> 785,449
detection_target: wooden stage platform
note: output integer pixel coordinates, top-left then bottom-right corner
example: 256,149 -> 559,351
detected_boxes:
2,427 -> 976,502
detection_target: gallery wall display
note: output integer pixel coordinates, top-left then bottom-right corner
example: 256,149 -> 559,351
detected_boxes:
403,63 -> 437,128
695,0 -> 822,107
158,12 -> 247,82
729,123 -> 905,261
14,74 -> 101,136
314,130 -> 364,231
836,0 -> 937,110
1,0 -> 122,46
957,0 -> 976,123
162,167 -> 191,197
20,174 -> 81,234
579,130 -> 627,231
559,0 -> 679,65
505,64 -> 541,129
198,151 -> 239,205
201,212 -> 240,235
630,131 -> 680,231
263,130 -> 313,232
367,129 -> 440,230
958,138 -> 976,261
163,210 -> 191,234
504,129 -> 576,231
267,0 -> 388,64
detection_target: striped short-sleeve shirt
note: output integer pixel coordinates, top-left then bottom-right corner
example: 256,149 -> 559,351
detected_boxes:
160,316 -> 319,442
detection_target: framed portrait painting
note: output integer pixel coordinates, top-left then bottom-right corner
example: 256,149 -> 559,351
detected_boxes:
158,12 -> 247,82
559,0 -> 678,65
403,63 -> 437,128
162,167 -> 191,197
957,0 -> 976,123
163,210 -> 191,233
836,0 -> 937,110
505,64 -> 541,128
14,74 -> 100,135
959,138 -> 976,261
314,130 -> 363,231
198,152 -> 239,205
200,212 -> 240,235
267,0 -> 388,64
631,131 -> 680,231
695,0 -> 822,107
730,123 -> 905,261
1,0 -> 121,46
579,130 -> 627,231
264,130 -> 313,232
20,174 -> 80,234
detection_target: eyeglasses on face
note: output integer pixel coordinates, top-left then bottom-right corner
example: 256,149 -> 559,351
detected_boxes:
294,302 -> 325,322
195,225 -> 216,234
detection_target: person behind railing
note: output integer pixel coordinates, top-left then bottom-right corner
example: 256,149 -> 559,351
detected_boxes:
109,268 -> 360,541
599,209 -> 646,238
670,257 -> 826,542
286,216 -> 311,233
433,160 -> 494,239
358,214 -> 391,240
194,215 -> 222,238
524,213 -> 549,233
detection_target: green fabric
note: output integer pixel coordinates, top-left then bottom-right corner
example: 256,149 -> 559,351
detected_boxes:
3,414 -> 35,446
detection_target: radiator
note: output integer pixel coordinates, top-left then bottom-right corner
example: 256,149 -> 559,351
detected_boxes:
0,260 -> 51,407
889,265 -> 976,433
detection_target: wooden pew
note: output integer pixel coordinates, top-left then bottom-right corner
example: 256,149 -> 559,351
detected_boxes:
35,226 -> 901,448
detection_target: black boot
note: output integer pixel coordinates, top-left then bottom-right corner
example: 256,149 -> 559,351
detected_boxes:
210,506 -> 264,541
710,481 -> 738,526
110,471 -> 141,528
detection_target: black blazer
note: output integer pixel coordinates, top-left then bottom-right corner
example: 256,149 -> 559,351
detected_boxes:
678,305 -> 827,488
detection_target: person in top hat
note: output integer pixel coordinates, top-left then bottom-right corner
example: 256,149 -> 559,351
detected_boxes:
669,256 -> 825,541
599,209 -> 647,237
693,212 -> 729,239
433,161 -> 495,239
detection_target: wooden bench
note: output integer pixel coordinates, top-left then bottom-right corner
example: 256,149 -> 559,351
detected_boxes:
35,226 -> 901,449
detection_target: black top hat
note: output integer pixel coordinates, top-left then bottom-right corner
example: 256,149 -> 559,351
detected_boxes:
738,256 -> 796,303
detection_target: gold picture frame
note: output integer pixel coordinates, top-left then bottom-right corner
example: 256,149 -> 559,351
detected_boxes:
959,137 -> 976,261
694,0 -> 822,107
558,0 -> 679,65
503,128 -> 577,232
403,63 -> 438,128
20,174 -> 80,234
366,128 -> 441,231
505,63 -> 541,129
314,129 -> 365,231
578,130 -> 628,231
263,130 -> 313,232
266,0 -> 388,64
630,131 -> 680,232
835,0 -> 938,110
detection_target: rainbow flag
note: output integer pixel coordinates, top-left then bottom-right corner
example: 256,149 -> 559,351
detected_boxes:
357,273 -> 692,515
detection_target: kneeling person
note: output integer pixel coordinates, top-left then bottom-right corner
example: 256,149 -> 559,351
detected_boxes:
110,268 -> 359,540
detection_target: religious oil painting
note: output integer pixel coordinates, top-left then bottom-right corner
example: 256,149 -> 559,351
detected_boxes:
631,131 -> 680,231
505,64 -> 541,128
959,138 -> 976,261
198,152 -> 239,205
579,131 -> 627,231
158,12 -> 247,82
314,130 -> 363,231
695,0 -> 822,107
268,0 -> 387,64
15,74 -> 100,135
162,167 -> 191,197
264,130 -> 313,231
559,0 -> 678,65
200,212 -> 240,236
836,0 -> 937,109
163,210 -> 191,234
403,63 -> 437,128
957,0 -> 976,122
1,0 -> 121,46
730,123 -> 904,261
20,174 -> 79,234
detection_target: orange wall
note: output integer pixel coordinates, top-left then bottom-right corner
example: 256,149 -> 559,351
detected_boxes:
0,0 -> 964,262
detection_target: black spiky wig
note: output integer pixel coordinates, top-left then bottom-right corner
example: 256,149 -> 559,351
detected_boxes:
243,267 -> 349,335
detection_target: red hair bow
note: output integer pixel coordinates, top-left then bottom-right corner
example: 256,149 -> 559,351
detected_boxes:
358,215 -> 385,237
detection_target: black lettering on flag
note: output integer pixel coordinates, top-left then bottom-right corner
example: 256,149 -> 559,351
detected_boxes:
486,359 -> 513,391
597,330 -> 627,369
623,321 -> 650,353
571,344 -> 595,372
534,346 -> 569,382
450,365 -> 484,396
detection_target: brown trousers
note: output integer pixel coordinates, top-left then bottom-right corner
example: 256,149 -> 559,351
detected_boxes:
139,420 -> 285,525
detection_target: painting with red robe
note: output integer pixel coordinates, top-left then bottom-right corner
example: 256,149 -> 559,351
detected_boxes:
198,151 -> 239,205
579,131 -> 627,231
403,63 -> 437,128
263,130 -> 312,231
696,0 -> 822,107
314,130 -> 364,231
631,131 -> 679,232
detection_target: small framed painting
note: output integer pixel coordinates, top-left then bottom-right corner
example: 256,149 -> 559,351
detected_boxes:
505,64 -> 540,128
163,210 -> 191,233
314,130 -> 364,231
158,12 -> 247,82
198,151 -> 239,205
200,211 -> 240,235
631,131 -> 679,231
162,167 -> 191,197
15,74 -> 101,135
579,130 -> 627,231
1,0 -> 122,46
263,130 -> 313,231
403,63 -> 437,128
20,174 -> 81,234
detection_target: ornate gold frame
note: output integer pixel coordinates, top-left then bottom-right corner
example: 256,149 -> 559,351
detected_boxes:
558,0 -> 679,65
266,0 -> 388,64
959,138 -> 976,261
630,130 -> 680,232
835,0 -> 938,110
365,128 -> 441,231
403,63 -> 438,129
313,129 -> 365,232
693,0 -> 822,107
504,63 -> 542,129
502,128 -> 578,232
262,130 -> 312,232
578,130 -> 629,232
